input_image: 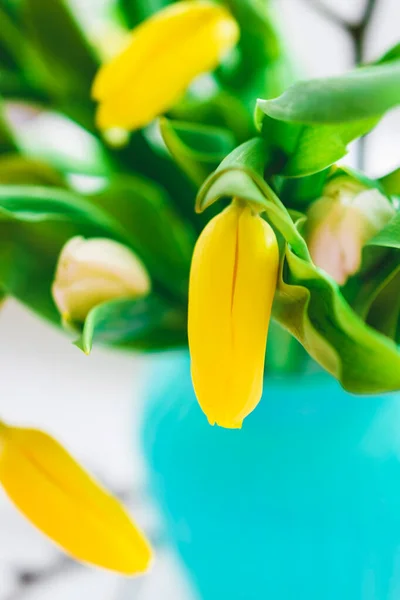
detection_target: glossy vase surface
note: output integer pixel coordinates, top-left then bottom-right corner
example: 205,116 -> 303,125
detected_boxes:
142,351 -> 400,600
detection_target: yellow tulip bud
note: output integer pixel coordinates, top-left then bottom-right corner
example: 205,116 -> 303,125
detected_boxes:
92,1 -> 239,130
188,203 -> 279,429
307,177 -> 395,285
52,236 -> 151,322
0,421 -> 151,574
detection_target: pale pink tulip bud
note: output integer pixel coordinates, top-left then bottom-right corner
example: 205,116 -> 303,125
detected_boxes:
307,176 -> 394,285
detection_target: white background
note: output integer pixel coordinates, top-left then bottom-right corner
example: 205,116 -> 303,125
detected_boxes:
0,0 -> 399,598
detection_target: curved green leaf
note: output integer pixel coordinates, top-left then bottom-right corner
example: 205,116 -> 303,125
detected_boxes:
273,245 -> 400,393
278,118 -> 377,177
0,185 -> 122,234
375,42 -> 400,65
23,0 -> 98,99
0,154 -> 65,186
256,61 -> 400,177
219,0 -> 292,108
0,184 -> 128,323
117,0 -> 170,28
366,268 -> 400,342
257,61 -> 400,124
379,167 -> 400,196
74,295 -> 187,354
367,212 -> 400,250
159,118 -> 235,186
196,138 -> 310,258
172,91 -> 253,143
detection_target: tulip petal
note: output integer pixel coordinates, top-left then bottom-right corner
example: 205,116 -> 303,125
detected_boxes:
188,204 -> 279,428
230,208 -> 279,425
92,1 -> 239,130
189,204 -> 239,425
0,422 -> 152,574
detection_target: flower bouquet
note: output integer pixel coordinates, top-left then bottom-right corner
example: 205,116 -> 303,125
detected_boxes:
0,0 -> 400,595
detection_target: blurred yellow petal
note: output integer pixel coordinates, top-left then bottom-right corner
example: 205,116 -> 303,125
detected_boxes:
188,203 -> 279,429
92,1 -> 239,130
0,421 -> 152,574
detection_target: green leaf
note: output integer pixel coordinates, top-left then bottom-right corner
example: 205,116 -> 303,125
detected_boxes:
273,245 -> 400,393
366,267 -> 400,342
0,5 -> 40,82
278,169 -> 329,210
379,167 -> 400,196
219,0 -> 292,107
23,0 -> 98,99
196,138 -> 310,258
224,0 -> 281,64
74,295 -> 186,354
279,118 -> 377,177
117,0 -> 170,28
375,42 -> 400,65
172,91 -> 253,143
367,212 -> 400,249
91,175 -> 195,299
159,118 -> 235,186
0,185 -> 128,323
0,154 -> 66,186
256,61 -> 400,176
343,255 -> 397,326
257,61 -> 400,124
119,130 -> 199,229
0,185 -> 122,234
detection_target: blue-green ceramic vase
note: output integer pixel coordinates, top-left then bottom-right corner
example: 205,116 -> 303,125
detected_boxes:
142,350 -> 400,600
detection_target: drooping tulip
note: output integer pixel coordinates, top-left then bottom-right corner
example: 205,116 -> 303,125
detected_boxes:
52,236 -> 150,323
307,176 -> 395,285
188,202 -> 279,429
92,1 -> 239,130
0,420 -> 151,574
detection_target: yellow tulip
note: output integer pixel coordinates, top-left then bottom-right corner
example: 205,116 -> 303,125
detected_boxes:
0,420 -> 152,574
188,203 -> 279,429
92,1 -> 239,130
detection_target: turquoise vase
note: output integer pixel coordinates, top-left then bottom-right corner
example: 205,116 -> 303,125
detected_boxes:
142,350 -> 400,600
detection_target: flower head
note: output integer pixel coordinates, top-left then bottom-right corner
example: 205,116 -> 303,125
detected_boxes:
52,236 -> 151,322
0,420 -> 151,574
188,203 -> 279,429
307,176 -> 394,285
92,1 -> 239,130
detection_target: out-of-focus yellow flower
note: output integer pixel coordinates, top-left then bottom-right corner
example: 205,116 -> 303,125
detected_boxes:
0,420 -> 152,574
52,236 -> 151,323
307,176 -> 395,285
92,1 -> 239,130
188,203 -> 279,429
